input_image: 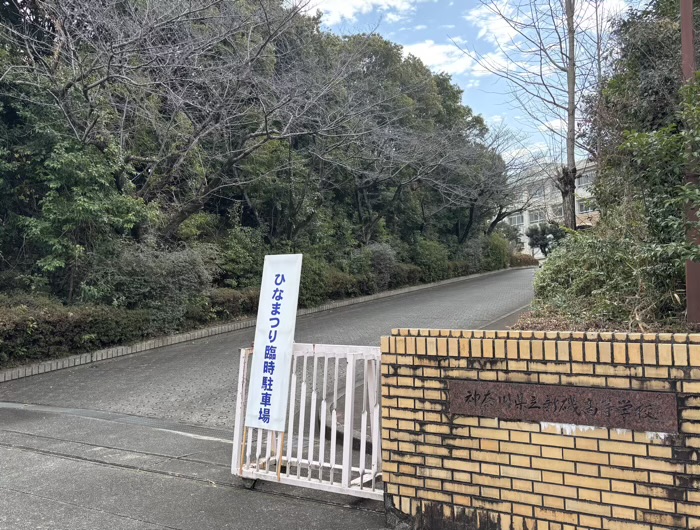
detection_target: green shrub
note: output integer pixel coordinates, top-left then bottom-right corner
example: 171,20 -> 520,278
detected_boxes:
447,261 -> 472,278
240,288 -> 260,315
209,288 -> 245,319
326,268 -> 358,299
533,224 -> 683,328
299,255 -> 330,308
510,253 -> 539,267
80,243 -> 215,332
218,226 -> 266,289
413,239 -> 449,282
390,263 -> 422,288
349,243 -> 398,294
481,233 -> 510,272
0,295 -> 150,368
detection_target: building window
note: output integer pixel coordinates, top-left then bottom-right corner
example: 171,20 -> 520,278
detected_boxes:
508,213 -> 524,227
529,185 -> 545,200
577,199 -> 595,214
576,172 -> 594,188
551,204 -> 564,219
529,208 -> 546,224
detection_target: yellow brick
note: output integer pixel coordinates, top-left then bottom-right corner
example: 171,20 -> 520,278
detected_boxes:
565,499 -> 611,517
532,457 -> 575,473
512,503 -> 533,517
627,343 -> 641,364
542,495 -> 565,510
558,341 -> 570,361
471,450 -> 508,465
542,446 -> 563,459
480,463 -> 499,475
544,341 -> 557,360
501,441 -> 541,456
506,339 -> 518,359
613,342 -> 626,363
501,465 -> 541,481
494,339 -> 506,357
533,482 -> 577,498
579,488 -> 601,502
674,343 -> 689,366
602,518 -> 650,530
575,438 -> 598,451
599,441 -> 647,457
483,339 -> 494,358
642,343 -> 656,365
393,475 -> 423,487
399,485 -> 416,497
542,471 -> 564,485
649,472 -> 675,486
472,498 -> 512,513
602,491 -> 651,510
480,486 -> 501,499
598,342 -> 612,363
443,482 -> 479,495
571,342 -> 584,362
501,490 -> 543,507
564,449 -> 609,465
471,473 -> 511,488
690,344 -> 700,366
532,433 -> 575,448
443,459 -> 480,472
647,445 -> 672,459
511,431 -> 531,444
658,343 -> 673,365
417,490 -> 451,503
471,427 -> 509,441
609,454 -> 633,468
564,474 -> 610,491
585,341 -> 598,363
606,378 -> 630,389
610,480 -> 641,494
634,457 -> 683,473
579,515 -> 603,529
512,478 -> 533,492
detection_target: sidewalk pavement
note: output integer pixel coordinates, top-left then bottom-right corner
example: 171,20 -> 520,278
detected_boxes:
0,404 -> 385,530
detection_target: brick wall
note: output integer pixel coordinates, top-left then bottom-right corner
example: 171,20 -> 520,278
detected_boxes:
380,329 -> 700,530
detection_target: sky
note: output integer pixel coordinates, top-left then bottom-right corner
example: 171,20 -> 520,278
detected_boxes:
305,0 -> 630,160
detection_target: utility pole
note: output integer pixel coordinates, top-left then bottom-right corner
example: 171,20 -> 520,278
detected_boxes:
682,0 -> 700,322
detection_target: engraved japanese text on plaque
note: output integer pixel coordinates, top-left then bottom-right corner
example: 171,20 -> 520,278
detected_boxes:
448,381 -> 678,433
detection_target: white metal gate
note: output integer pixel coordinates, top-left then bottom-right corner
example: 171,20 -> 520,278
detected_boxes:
231,343 -> 383,500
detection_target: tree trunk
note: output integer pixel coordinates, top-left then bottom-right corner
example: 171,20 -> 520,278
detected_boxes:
563,0 -> 578,230
558,167 -> 577,230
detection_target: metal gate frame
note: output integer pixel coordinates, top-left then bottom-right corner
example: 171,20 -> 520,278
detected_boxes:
231,343 -> 383,500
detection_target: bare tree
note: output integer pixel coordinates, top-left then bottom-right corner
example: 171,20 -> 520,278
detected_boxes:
0,0 -> 369,238
459,0 -> 615,229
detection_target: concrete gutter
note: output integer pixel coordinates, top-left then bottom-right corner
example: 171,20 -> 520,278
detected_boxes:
0,266 -> 535,383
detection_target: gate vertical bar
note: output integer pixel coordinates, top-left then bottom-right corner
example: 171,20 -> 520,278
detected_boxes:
341,355 -> 356,488
232,348 -> 250,473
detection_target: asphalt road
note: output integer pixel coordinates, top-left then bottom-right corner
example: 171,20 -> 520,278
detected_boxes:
0,267 -> 534,530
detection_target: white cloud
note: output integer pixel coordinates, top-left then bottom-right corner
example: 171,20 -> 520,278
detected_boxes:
414,24 -> 427,30
308,0 -> 429,26
463,2 -> 519,48
538,118 -> 566,134
385,11 -> 408,23
403,39 -> 474,75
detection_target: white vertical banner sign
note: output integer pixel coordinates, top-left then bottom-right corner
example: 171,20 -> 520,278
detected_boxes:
244,254 -> 303,431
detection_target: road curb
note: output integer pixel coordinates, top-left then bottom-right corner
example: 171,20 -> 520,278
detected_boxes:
0,266 -> 535,383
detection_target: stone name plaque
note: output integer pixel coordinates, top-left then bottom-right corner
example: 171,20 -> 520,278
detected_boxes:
448,381 -> 678,433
